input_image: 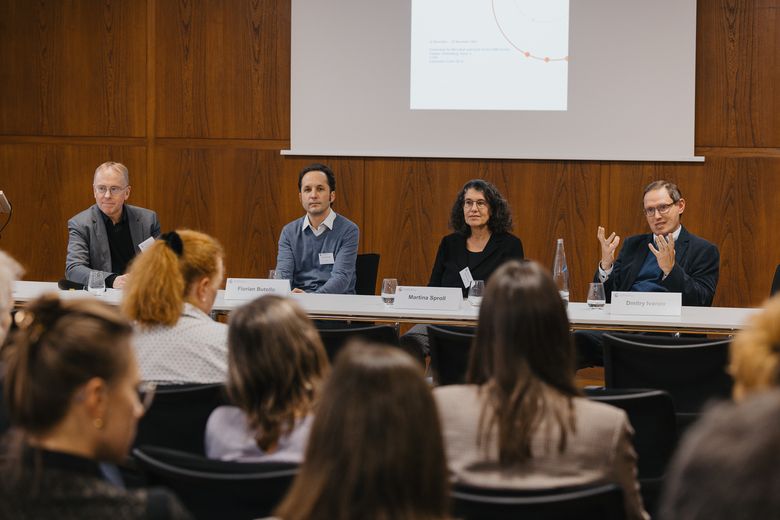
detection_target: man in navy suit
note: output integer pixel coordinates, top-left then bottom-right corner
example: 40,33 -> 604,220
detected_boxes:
65,162 -> 160,288
577,180 -> 720,366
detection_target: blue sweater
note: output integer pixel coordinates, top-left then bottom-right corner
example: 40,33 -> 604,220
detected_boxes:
275,213 -> 359,294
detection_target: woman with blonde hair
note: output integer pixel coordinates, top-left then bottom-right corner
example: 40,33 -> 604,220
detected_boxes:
122,230 -> 227,383
434,260 -> 648,520
0,295 -> 190,519
729,295 -> 780,400
205,295 -> 329,462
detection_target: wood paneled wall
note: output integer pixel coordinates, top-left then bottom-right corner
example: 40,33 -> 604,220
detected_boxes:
0,0 -> 778,308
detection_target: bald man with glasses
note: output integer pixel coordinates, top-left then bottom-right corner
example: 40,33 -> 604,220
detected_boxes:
576,180 -> 720,367
65,161 -> 160,288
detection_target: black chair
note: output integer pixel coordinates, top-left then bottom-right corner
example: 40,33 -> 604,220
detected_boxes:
316,323 -> 399,361
355,253 -> 380,295
603,333 -> 732,429
451,482 -> 625,520
428,325 -> 475,386
133,446 -> 298,520
772,264 -> 780,295
585,388 -> 677,516
133,383 -> 227,455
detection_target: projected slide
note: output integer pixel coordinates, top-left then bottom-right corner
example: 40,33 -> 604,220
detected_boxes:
410,0 -> 570,111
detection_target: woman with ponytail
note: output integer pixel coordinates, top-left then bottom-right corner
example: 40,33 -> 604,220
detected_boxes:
121,230 -> 227,384
0,295 -> 191,519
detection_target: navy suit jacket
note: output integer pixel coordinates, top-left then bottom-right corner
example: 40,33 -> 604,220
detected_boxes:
429,232 -> 524,296
594,226 -> 719,306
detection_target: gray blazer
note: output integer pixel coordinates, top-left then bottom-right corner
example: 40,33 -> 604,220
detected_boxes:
65,204 -> 161,285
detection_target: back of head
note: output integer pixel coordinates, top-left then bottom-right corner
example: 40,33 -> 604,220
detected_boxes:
226,295 -> 329,451
729,295 -> 780,400
468,260 -> 578,464
2,295 -> 132,436
275,343 -> 448,520
122,229 -> 224,326
659,389 -> 780,520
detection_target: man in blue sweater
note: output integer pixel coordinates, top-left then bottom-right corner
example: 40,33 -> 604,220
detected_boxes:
275,163 -> 359,294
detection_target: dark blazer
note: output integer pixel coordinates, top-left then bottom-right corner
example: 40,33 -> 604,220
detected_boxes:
429,232 -> 524,295
66,204 -> 160,285
594,226 -> 719,306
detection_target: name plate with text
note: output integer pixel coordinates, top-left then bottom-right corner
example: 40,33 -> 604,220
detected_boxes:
611,291 -> 682,316
393,286 -> 463,311
224,278 -> 291,300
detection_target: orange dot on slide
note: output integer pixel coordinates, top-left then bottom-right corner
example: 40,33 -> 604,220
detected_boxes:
524,52 -> 530,57
544,57 -> 550,62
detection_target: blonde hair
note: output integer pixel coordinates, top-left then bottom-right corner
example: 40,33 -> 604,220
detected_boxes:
0,249 -> 24,310
121,230 -> 224,327
729,296 -> 780,400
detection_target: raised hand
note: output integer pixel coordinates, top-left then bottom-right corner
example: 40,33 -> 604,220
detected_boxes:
597,226 -> 620,271
648,233 -> 676,275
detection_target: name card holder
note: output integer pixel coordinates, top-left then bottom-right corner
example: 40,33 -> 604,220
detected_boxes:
393,286 -> 463,311
224,278 -> 291,300
611,291 -> 682,316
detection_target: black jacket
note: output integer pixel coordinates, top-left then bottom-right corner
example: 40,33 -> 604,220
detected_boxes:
429,232 -> 524,296
594,226 -> 720,306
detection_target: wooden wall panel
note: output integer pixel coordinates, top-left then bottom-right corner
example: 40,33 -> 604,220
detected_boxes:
149,149 -> 364,279
696,0 -> 780,146
154,0 -> 290,138
0,0 -> 146,136
0,144 -> 148,280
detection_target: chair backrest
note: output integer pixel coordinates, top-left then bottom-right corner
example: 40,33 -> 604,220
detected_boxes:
451,482 -> 626,520
772,264 -> 780,296
133,446 -> 298,520
354,253 -> 380,295
584,388 -> 677,479
428,325 -> 475,386
133,383 -> 227,455
603,333 -> 733,414
317,323 -> 399,361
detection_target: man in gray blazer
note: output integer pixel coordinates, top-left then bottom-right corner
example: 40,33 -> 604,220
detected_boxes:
65,161 -> 160,288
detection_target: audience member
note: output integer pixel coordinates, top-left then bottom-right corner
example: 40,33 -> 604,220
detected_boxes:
728,295 -> 780,400
275,343 -> 449,520
205,295 -> 329,462
0,295 -> 190,519
659,389 -> 780,520
66,161 -> 161,288
275,163 -> 359,294
434,260 -> 648,520
0,250 -> 24,434
121,230 -> 227,384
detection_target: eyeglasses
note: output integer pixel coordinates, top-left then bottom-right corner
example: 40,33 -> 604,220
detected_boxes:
94,185 -> 128,196
464,199 -> 488,210
137,381 -> 157,412
643,202 -> 677,217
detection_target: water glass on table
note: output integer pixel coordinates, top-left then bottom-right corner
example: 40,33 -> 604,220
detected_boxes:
268,269 -> 279,279
468,280 -> 485,306
381,278 -> 398,305
87,271 -> 106,296
587,282 -> 606,309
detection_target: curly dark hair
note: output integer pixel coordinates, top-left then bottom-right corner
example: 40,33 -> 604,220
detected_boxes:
449,179 -> 513,236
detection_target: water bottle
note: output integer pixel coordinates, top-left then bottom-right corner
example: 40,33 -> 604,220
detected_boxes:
553,238 -> 569,307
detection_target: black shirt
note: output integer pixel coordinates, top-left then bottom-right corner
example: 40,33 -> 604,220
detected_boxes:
100,206 -> 136,287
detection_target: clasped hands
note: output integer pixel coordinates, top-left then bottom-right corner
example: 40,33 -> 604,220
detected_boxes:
597,226 -> 675,275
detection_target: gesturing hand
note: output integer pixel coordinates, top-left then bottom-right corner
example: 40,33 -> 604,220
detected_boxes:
597,226 -> 620,271
648,234 -> 676,275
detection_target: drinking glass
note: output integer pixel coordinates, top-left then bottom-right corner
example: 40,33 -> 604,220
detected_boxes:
268,269 -> 279,279
587,282 -> 606,309
468,280 -> 485,306
381,278 -> 398,305
87,271 -> 106,296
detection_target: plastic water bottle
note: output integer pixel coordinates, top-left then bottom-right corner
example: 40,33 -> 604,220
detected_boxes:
553,238 -> 569,307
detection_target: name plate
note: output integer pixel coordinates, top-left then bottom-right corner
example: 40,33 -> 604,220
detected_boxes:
611,291 -> 682,316
224,278 -> 291,300
393,286 -> 463,311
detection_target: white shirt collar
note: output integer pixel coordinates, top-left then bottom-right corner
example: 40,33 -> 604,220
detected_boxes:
655,225 -> 682,241
302,208 -> 337,234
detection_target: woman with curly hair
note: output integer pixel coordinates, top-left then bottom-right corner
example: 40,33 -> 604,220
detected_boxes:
205,295 -> 329,462
429,179 -> 524,295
